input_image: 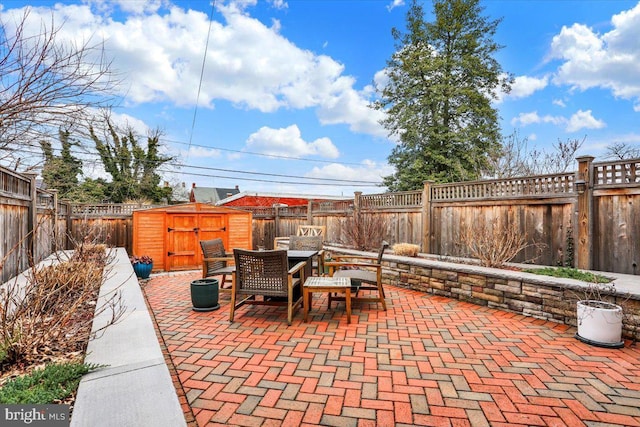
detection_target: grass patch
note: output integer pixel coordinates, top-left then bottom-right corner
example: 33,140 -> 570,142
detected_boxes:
0,362 -> 101,404
524,267 -> 611,283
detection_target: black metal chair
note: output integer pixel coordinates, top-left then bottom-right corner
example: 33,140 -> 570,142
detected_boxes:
200,239 -> 234,292
325,241 -> 389,311
230,249 -> 306,325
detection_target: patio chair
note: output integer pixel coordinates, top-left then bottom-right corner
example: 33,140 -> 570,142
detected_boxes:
230,249 -> 306,325
274,225 -> 326,249
200,239 -> 234,292
288,235 -> 324,276
325,241 -> 389,311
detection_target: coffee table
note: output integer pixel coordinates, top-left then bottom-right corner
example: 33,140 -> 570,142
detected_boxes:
303,276 -> 352,324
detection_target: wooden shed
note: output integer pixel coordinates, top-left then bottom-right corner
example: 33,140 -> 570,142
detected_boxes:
132,203 -> 252,272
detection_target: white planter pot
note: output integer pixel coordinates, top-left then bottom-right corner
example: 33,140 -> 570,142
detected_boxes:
576,300 -> 624,348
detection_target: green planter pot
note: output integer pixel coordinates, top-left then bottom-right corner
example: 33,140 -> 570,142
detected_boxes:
133,262 -> 153,279
191,278 -> 220,311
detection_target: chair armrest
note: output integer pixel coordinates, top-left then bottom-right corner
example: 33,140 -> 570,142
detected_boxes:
324,261 -> 381,276
288,261 -> 307,275
332,255 -> 376,262
274,237 -> 289,249
203,256 -> 234,263
324,261 -> 381,269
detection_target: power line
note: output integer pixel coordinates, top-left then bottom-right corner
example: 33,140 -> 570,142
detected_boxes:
157,167 -> 380,187
16,145 -> 384,186
187,0 -> 216,157
164,137 -> 369,167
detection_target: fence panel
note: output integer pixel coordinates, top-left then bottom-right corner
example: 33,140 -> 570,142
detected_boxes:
69,217 -> 133,255
593,189 -> 640,274
0,167 -> 32,283
430,200 -> 574,266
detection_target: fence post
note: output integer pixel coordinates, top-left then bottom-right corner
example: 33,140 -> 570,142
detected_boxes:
354,192 -> 362,215
422,181 -> 433,253
274,205 -> 280,240
64,200 -> 73,250
50,189 -> 59,252
575,155 -> 595,270
307,200 -> 313,224
23,172 -> 38,265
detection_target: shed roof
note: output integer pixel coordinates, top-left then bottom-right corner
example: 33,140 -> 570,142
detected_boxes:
133,202 -> 250,214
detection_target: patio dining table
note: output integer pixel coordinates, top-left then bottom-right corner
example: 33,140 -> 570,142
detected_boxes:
286,250 -> 317,282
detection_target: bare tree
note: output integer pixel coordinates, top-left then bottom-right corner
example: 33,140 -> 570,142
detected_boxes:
603,142 -> 640,161
490,130 -> 531,178
0,10 -> 118,169
490,132 -> 585,178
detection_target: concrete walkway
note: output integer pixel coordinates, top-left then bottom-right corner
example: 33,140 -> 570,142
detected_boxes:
72,249 -> 186,427
144,271 -> 640,427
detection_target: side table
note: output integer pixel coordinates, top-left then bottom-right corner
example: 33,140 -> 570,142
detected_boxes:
303,276 -> 352,324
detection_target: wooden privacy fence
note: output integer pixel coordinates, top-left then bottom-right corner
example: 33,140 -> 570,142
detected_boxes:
250,156 -> 640,275
0,164 -> 159,282
2,155 -> 639,279
0,167 -> 64,283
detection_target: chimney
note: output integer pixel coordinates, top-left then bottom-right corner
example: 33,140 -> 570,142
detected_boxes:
235,185 -> 239,190
192,183 -> 196,188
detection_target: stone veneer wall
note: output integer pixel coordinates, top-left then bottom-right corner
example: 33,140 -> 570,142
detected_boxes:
326,246 -> 640,341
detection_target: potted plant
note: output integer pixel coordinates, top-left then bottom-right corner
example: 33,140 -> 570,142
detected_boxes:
130,255 -> 153,279
190,278 -> 220,311
575,282 -> 624,349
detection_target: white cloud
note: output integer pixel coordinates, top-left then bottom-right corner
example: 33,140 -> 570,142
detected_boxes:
549,3 -> 640,106
511,111 -> 565,127
246,124 -> 339,158
528,133 -> 537,141
566,109 -> 606,132
502,75 -> 549,101
511,109 -> 605,133
387,0 -> 405,12
553,99 -> 566,108
268,0 -> 288,10
3,1 -> 387,139
304,160 -> 393,193
182,146 -> 222,159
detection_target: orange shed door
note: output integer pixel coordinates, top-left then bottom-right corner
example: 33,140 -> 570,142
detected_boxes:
198,214 -> 228,248
167,214 -> 199,271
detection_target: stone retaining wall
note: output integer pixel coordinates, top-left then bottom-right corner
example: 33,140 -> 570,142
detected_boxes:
326,246 -> 640,341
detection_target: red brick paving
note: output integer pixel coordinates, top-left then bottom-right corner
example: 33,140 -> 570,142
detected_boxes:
143,271 -> 640,426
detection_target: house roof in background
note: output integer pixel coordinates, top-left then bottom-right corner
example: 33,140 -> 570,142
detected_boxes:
190,185 -> 240,203
217,191 -> 351,206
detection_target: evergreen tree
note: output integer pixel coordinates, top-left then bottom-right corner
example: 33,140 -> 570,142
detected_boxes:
40,129 -> 82,198
374,0 -> 512,190
91,120 -> 173,203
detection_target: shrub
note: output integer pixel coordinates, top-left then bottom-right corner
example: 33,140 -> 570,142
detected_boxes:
458,218 -> 543,268
0,362 -> 100,404
525,267 -> 610,283
340,212 -> 388,251
0,243 -> 123,367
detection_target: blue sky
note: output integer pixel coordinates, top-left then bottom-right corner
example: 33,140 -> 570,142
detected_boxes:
2,0 -> 639,198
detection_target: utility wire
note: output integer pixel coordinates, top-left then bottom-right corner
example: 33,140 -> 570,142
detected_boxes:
167,137 -> 367,167
187,0 -> 216,156
156,167 -> 381,187
18,146 -> 384,186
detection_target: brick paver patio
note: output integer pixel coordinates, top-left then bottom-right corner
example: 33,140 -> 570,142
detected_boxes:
144,271 -> 640,427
